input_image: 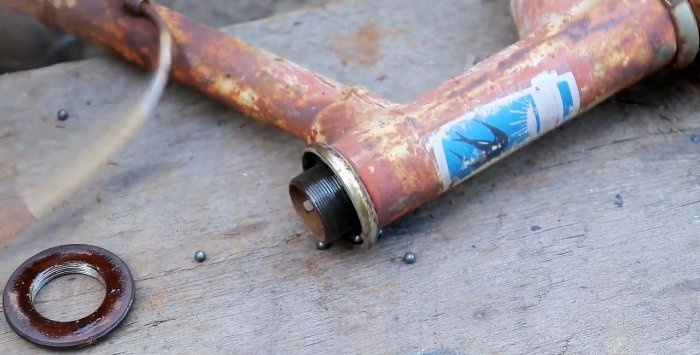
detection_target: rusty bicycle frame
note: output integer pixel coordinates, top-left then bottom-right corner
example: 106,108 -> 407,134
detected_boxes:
4,0 -> 699,248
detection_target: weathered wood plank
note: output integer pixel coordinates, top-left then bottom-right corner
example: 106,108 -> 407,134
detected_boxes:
1,0 -> 699,354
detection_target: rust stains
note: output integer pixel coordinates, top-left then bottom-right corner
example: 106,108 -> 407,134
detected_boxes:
4,0 -> 687,242
331,23 -> 403,67
6,1 -> 388,142
0,198 -> 35,244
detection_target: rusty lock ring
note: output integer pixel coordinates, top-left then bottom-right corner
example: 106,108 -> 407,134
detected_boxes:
3,244 -> 135,348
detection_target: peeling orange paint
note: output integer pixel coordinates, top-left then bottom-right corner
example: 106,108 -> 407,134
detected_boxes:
5,0 -> 689,238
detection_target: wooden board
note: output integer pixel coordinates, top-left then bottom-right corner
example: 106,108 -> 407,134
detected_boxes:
1,0 -> 699,353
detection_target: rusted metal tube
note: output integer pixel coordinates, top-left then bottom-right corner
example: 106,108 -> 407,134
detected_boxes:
511,0 -> 700,67
292,0 -> 696,246
1,0 -> 388,142
4,0 -> 699,248
510,0 -> 583,37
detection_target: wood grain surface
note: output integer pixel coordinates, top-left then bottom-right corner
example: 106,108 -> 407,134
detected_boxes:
1,0 -> 699,354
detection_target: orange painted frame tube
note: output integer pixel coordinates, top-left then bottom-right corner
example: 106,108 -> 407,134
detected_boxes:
4,0 -> 698,247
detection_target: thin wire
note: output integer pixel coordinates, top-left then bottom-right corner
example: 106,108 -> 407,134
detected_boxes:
24,3 -> 173,219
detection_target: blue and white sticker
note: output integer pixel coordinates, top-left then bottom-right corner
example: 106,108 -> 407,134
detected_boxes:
429,71 -> 580,189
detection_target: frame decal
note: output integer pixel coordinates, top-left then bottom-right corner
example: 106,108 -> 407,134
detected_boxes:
429,71 -> 580,188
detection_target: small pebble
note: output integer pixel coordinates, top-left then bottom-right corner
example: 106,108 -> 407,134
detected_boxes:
691,134 -> 700,143
530,225 -> 542,232
57,109 -> 69,121
316,241 -> 332,250
194,250 -> 206,262
403,252 -> 417,264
